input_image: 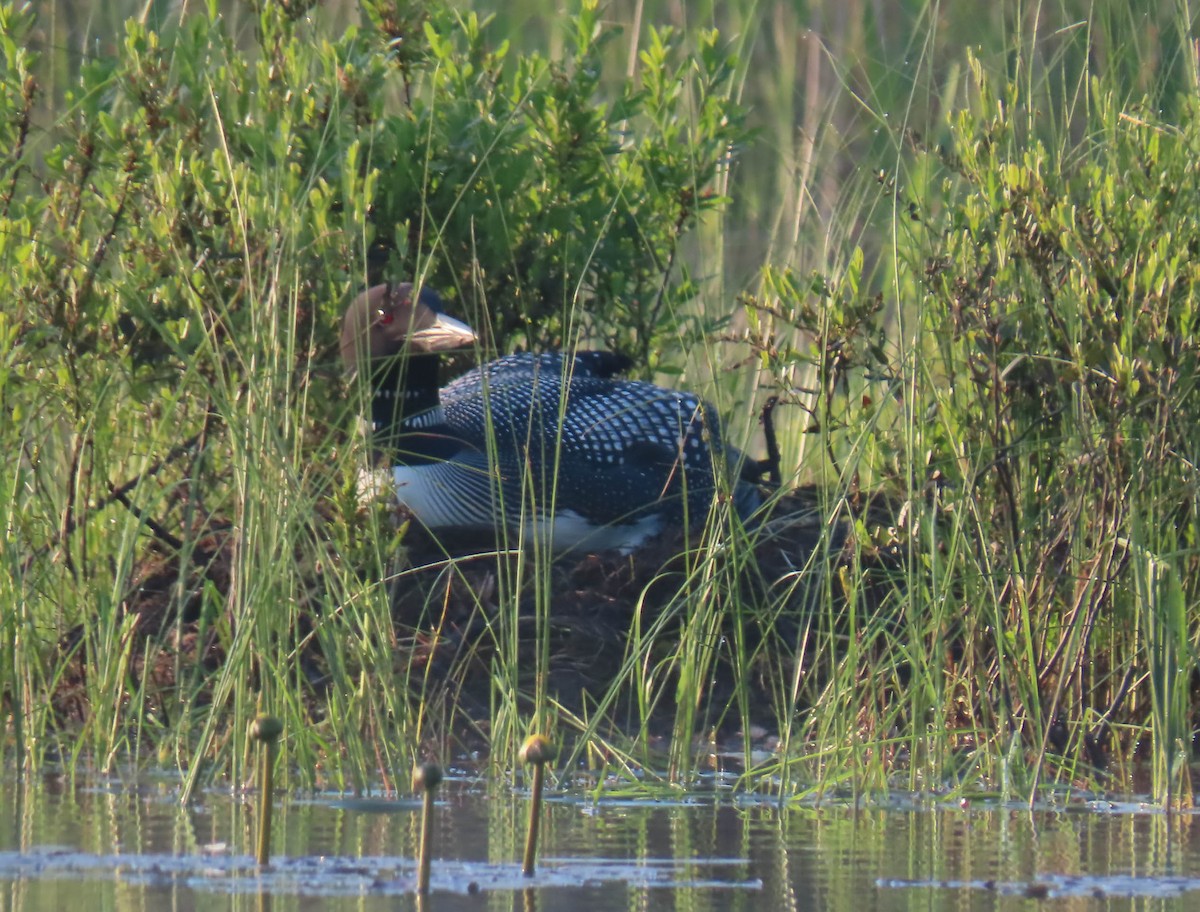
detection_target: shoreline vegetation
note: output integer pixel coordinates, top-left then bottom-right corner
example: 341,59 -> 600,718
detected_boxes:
4,0 -> 1200,806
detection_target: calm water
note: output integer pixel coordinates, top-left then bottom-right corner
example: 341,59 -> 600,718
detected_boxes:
3,773 -> 1200,911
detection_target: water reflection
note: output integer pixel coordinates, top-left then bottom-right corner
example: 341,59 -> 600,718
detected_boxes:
2,775 -> 1200,911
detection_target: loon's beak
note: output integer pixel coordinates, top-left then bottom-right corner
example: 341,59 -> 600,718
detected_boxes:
407,309 -> 478,351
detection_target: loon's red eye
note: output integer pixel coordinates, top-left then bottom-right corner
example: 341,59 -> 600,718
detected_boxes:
377,308 -> 394,325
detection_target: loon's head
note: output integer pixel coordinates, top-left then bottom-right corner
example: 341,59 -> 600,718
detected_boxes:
340,282 -> 477,374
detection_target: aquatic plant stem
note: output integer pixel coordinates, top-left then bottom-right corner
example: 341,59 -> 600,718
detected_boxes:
412,762 -> 443,893
520,735 -> 556,877
250,714 -> 283,866
522,766 -> 545,877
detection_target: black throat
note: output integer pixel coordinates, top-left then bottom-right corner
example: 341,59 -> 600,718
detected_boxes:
369,353 -> 469,465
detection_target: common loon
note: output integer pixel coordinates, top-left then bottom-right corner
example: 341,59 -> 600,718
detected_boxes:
341,282 -> 760,553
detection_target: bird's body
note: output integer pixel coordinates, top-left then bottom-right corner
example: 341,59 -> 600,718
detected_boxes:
342,284 -> 759,553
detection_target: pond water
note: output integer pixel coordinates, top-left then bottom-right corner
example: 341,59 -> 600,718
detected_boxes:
3,772 -> 1200,911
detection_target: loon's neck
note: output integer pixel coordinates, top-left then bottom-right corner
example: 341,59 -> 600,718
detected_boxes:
369,353 -> 469,465
369,352 -> 440,434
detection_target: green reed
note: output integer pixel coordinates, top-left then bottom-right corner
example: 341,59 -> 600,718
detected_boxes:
5,0 -> 1200,807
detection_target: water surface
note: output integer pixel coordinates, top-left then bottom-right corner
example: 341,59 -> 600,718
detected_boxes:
3,773 -> 1200,910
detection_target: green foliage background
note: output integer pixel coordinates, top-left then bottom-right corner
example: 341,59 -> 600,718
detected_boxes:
4,0 -> 1200,803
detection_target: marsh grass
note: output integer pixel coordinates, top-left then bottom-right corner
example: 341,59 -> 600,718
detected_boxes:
4,0 -> 1200,806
